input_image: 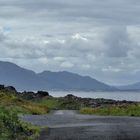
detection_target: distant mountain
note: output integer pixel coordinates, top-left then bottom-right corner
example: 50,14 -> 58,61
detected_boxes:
0,61 -> 40,90
117,82 -> 140,91
38,71 -> 116,91
0,61 -> 116,91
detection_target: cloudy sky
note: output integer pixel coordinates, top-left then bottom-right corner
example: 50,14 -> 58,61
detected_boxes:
0,0 -> 140,85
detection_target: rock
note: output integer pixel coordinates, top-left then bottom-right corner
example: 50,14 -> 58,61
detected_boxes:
0,85 -> 5,90
21,91 -> 49,100
5,86 -> 17,93
37,91 -> 49,97
61,94 -> 137,109
21,91 -> 36,100
64,94 -> 78,100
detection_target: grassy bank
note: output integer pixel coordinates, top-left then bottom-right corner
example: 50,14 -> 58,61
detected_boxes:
80,104 -> 140,116
0,90 -> 48,140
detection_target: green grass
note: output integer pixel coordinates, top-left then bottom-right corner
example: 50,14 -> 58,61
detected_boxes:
0,90 -> 48,140
37,97 -> 62,110
35,97 -> 84,110
0,106 -> 41,140
80,104 -> 140,116
0,91 -> 48,115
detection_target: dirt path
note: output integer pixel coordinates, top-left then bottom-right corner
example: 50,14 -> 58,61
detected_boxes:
21,110 -> 140,140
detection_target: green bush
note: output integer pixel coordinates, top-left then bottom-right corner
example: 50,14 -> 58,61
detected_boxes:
0,90 -> 49,140
0,106 -> 40,140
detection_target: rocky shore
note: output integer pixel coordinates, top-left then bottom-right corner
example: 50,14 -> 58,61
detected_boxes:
0,84 -> 138,109
61,94 -> 136,108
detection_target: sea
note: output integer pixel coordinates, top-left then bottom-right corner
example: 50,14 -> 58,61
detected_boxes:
49,91 -> 140,102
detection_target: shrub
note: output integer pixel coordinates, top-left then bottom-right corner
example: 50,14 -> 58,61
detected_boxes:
0,106 -> 40,140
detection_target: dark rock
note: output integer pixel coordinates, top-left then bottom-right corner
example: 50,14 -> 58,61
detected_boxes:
0,85 -> 5,90
5,86 -> 17,92
21,91 -> 36,100
64,94 -> 80,101
21,90 -> 49,100
37,91 -> 49,97
61,94 -> 138,109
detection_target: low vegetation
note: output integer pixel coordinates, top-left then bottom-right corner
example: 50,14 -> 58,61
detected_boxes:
0,106 -> 41,140
0,89 -> 48,140
36,97 -> 62,110
80,104 -> 140,116
35,97 -> 84,110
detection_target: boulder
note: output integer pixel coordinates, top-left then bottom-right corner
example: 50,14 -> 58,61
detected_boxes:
0,85 -> 5,90
5,86 -> 17,93
21,90 -> 49,100
36,91 -> 49,97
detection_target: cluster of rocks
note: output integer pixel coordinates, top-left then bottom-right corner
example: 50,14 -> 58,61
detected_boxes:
63,94 -> 136,108
0,84 -> 50,100
0,84 -> 17,93
20,91 -> 50,100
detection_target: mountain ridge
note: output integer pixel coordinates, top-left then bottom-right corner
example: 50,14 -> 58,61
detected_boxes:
0,61 -> 116,91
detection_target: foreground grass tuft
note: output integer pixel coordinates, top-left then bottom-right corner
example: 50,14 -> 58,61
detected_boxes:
0,90 -> 48,140
0,106 -> 41,140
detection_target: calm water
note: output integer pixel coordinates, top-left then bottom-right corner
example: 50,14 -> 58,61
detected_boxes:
49,91 -> 140,101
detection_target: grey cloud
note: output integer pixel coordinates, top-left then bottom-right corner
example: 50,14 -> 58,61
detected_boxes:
0,33 -> 6,42
0,29 -> 7,42
103,26 -> 133,57
1,0 -> 140,25
0,0 -> 140,85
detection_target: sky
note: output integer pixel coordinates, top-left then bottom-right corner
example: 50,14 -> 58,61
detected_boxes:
0,0 -> 140,85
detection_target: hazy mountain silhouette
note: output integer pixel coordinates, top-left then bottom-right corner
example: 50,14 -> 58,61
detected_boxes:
117,82 -> 140,91
0,61 -> 116,91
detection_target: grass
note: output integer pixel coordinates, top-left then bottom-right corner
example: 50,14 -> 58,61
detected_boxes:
0,90 -> 48,140
0,106 -> 41,140
37,97 -> 62,110
0,91 -> 48,115
80,104 -> 140,116
35,97 -> 84,110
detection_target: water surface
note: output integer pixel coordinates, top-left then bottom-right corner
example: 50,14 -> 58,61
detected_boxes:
49,91 -> 140,101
